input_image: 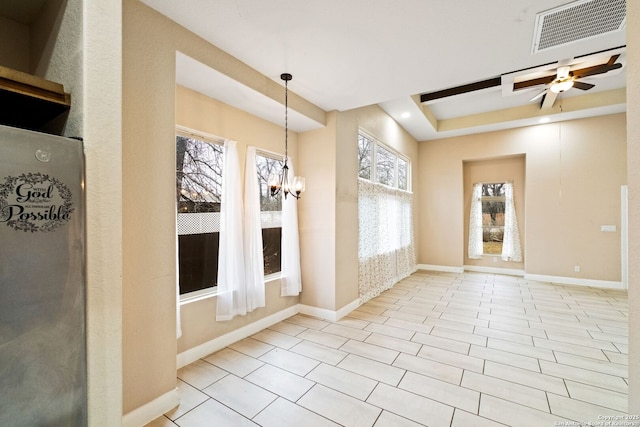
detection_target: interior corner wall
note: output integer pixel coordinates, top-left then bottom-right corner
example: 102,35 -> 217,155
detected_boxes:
627,0 -> 640,414
0,15 -> 29,71
338,105 -> 419,309
84,0 -> 123,424
418,114 -> 626,281
122,0 -> 178,414
298,105 -> 419,313
298,112 -> 338,311
31,0 -> 83,137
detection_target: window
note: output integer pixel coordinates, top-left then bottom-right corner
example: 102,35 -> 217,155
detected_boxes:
358,133 -> 372,179
480,183 -> 506,255
468,182 -> 522,262
358,131 -> 410,191
398,157 -> 408,191
256,153 -> 282,276
376,145 -> 395,187
176,133 -> 224,296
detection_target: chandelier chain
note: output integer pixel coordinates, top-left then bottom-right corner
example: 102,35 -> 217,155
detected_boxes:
284,77 -> 289,160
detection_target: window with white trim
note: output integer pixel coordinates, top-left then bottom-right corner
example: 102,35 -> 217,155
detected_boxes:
358,131 -> 410,191
256,152 -> 283,276
176,132 -> 224,296
480,183 -> 506,255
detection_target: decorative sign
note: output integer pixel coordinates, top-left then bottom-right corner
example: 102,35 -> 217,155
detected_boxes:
0,172 -> 74,232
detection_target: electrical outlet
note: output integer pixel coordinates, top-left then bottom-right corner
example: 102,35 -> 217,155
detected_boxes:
574,265 -> 581,272
493,257 -> 498,263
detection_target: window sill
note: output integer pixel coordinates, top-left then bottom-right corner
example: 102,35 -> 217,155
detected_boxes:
179,273 -> 283,306
180,287 -> 219,305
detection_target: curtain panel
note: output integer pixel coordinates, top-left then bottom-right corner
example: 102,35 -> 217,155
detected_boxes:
244,147 -> 266,311
358,178 -> 416,303
468,183 -> 484,259
216,140 -> 248,321
502,182 -> 522,262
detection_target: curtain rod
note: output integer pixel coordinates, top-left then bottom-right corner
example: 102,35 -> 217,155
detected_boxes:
472,180 -> 514,186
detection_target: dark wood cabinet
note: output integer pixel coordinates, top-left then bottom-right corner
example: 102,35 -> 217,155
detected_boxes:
0,65 -> 70,135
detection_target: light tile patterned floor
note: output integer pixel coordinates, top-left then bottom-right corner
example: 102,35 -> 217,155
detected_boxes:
147,270 -> 630,427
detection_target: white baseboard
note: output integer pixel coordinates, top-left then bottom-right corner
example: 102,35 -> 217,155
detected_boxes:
416,264 -> 623,290
177,304 -> 300,369
524,274 -> 624,290
299,298 -> 361,322
464,265 -> 525,276
122,387 -> 179,427
416,264 -> 464,274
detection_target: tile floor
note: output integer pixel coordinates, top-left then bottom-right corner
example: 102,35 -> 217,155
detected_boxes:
147,270 -> 630,427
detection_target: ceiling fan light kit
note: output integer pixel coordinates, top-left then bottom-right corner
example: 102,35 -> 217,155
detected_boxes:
549,79 -> 574,93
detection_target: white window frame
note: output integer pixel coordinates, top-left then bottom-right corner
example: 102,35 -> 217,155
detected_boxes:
480,183 -> 506,255
176,126 -> 225,303
256,149 -> 284,281
358,130 -> 411,191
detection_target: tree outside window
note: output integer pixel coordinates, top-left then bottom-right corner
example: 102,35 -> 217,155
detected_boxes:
480,183 -> 506,255
176,134 -> 223,295
256,153 -> 282,276
358,131 -> 410,191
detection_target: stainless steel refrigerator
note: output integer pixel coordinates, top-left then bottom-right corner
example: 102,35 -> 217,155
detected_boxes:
0,124 -> 87,426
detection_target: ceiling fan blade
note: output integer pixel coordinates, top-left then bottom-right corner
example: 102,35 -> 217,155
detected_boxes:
607,54 -> 621,66
571,55 -> 622,79
540,90 -> 558,110
529,89 -> 547,101
513,75 -> 556,91
573,81 -> 595,91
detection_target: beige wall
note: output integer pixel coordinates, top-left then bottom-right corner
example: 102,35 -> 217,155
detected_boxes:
175,85 -> 300,354
0,15 -> 29,71
299,105 -> 419,311
84,0 -> 123,423
627,0 -> 640,414
122,0 -> 318,413
419,114 -> 627,282
463,155 -> 526,269
298,112 -> 338,310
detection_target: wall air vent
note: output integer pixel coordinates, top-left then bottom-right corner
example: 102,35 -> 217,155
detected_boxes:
532,0 -> 626,53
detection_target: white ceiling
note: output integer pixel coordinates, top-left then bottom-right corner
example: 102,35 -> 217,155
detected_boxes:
141,0 -> 626,141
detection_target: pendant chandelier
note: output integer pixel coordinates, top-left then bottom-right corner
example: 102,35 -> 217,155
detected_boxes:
269,73 -> 305,200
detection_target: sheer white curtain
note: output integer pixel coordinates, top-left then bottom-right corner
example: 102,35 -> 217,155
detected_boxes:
216,140 -> 248,321
468,183 -> 483,259
244,147 -> 266,311
281,158 -> 302,296
358,178 -> 415,303
502,182 -> 522,262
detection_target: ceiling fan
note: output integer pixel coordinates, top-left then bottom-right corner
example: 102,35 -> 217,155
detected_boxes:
513,54 -> 622,109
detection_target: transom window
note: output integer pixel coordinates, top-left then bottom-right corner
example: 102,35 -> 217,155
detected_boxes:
358,131 -> 410,191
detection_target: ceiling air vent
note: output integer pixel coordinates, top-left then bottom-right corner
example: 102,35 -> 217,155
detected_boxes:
532,0 -> 626,53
